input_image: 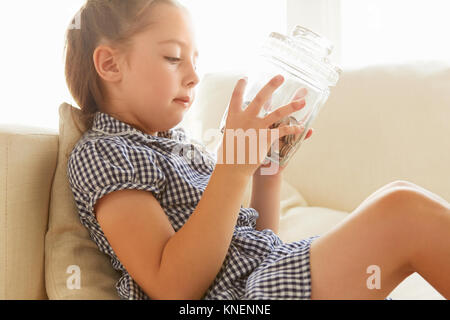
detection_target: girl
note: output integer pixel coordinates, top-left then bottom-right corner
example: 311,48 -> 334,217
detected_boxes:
65,0 -> 450,300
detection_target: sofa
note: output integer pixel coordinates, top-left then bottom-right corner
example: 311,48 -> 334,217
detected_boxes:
1,62 -> 448,300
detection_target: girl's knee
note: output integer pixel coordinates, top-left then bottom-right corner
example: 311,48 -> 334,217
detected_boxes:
355,187 -> 425,225
385,179 -> 419,190
378,187 -> 426,212
376,187 -> 447,229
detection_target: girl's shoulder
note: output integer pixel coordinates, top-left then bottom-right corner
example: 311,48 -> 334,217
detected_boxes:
70,129 -> 133,156
69,129 -> 163,167
67,113 -> 215,176
67,129 -> 167,196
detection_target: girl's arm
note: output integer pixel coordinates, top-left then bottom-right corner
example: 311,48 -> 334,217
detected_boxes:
95,163 -> 250,300
159,164 -> 250,298
251,127 -> 314,233
250,171 -> 282,234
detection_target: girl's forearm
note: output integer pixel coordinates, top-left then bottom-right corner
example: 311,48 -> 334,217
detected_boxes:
250,174 -> 282,234
156,164 -> 251,299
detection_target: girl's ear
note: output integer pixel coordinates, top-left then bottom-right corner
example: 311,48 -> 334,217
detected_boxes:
93,45 -> 123,83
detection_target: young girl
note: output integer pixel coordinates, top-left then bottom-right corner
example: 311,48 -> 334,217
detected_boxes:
65,0 -> 450,300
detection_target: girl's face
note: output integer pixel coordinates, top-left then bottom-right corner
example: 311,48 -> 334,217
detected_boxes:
99,3 -> 200,135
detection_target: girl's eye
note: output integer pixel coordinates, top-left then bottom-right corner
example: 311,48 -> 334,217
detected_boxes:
165,56 -> 181,63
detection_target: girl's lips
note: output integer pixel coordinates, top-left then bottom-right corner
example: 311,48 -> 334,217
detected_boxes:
174,99 -> 189,107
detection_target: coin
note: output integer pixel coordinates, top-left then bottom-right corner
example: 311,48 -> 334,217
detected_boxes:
280,144 -> 291,157
286,133 -> 293,145
268,115 -> 301,162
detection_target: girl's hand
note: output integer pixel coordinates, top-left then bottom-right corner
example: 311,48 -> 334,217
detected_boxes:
253,86 -> 313,178
217,75 -> 306,178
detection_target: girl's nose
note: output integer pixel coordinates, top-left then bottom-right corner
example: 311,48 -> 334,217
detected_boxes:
185,64 -> 200,88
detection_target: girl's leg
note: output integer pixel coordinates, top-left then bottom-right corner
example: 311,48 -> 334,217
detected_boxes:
309,186 -> 450,299
358,180 -> 449,210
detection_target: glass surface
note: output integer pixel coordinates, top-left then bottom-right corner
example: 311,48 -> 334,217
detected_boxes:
220,25 -> 340,167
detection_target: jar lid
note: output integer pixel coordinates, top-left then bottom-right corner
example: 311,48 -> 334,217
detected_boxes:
260,25 -> 342,87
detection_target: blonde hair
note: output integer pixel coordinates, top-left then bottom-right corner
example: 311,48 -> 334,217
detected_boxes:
64,0 -> 184,132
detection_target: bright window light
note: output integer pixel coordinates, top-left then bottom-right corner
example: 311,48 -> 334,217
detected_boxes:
340,0 -> 450,68
0,0 -> 286,130
0,1 -> 85,130
181,0 -> 287,77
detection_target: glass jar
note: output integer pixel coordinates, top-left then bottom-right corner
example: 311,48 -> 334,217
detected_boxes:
219,25 -> 342,167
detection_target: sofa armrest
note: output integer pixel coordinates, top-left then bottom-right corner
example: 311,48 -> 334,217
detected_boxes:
0,125 -> 58,299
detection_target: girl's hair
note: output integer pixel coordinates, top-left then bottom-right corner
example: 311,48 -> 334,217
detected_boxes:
64,0 -> 184,132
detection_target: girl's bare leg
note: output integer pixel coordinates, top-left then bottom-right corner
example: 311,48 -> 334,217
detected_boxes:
358,180 -> 449,211
309,185 -> 450,299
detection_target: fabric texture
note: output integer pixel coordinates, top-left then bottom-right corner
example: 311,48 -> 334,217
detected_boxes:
0,125 -> 57,299
67,111 -> 320,300
45,103 -> 121,299
278,206 -> 349,243
241,175 -> 309,210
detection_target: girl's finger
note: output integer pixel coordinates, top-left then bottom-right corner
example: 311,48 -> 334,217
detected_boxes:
291,127 -> 311,145
271,123 -> 303,143
246,75 -> 284,117
229,77 -> 248,113
291,87 -> 308,101
262,95 -> 273,113
263,99 -> 306,128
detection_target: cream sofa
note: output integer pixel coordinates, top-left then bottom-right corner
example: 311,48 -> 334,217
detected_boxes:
1,62 -> 448,300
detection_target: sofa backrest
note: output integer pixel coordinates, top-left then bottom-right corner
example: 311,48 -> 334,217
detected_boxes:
0,125 -> 58,299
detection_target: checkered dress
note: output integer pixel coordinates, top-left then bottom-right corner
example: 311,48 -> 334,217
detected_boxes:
67,111 -> 320,300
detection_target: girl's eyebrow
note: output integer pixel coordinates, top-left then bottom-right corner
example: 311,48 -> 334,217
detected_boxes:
158,39 -> 199,57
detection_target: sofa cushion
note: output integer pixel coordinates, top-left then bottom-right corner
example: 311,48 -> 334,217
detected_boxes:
241,176 -> 309,210
278,206 -> 349,243
45,103 -> 120,299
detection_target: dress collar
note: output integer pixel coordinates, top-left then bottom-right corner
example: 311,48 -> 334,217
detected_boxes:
91,111 -> 180,140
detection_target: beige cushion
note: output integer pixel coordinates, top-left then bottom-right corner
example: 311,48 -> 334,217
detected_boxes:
45,103 -> 120,299
278,206 -> 348,243
241,176 -> 308,209
0,125 -> 58,299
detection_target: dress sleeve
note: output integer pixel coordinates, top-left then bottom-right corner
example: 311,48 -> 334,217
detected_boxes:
67,137 -> 166,220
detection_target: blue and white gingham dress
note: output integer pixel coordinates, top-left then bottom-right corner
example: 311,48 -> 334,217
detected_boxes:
67,111 -> 320,300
